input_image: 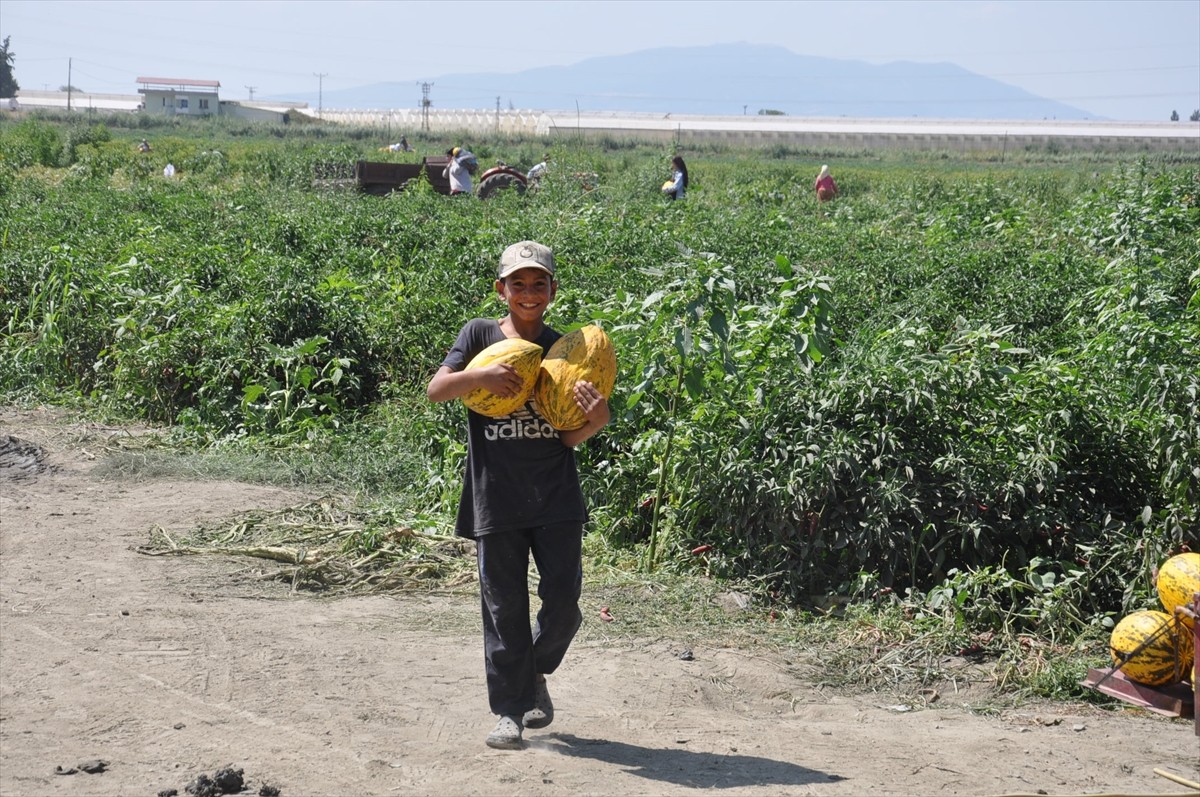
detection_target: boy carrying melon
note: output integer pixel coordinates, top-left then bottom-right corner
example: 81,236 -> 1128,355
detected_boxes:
426,240 -> 611,749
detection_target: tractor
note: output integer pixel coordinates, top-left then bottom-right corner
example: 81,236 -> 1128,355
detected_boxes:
354,155 -> 527,199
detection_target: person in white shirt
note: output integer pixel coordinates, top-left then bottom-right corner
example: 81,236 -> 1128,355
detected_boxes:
662,155 -> 688,200
527,153 -> 549,188
443,147 -> 473,195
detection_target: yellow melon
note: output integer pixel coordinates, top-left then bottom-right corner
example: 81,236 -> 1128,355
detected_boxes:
461,338 -> 543,418
1109,610 -> 1192,687
534,325 -> 617,431
1156,552 -> 1200,630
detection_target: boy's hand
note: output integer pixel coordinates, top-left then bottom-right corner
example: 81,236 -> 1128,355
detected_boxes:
573,381 -> 610,426
559,381 -> 610,448
479,362 -> 526,398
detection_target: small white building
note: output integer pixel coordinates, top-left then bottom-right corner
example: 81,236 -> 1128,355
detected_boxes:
220,100 -> 311,123
137,76 -> 220,116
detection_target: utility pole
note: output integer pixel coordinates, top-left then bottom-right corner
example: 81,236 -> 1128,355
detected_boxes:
313,72 -> 327,118
245,86 -> 257,101
67,58 -> 72,112
419,82 -> 433,131
495,95 -> 500,132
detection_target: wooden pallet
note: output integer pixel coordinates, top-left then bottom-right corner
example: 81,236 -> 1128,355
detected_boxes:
1080,593 -> 1200,735
1082,668 -> 1194,718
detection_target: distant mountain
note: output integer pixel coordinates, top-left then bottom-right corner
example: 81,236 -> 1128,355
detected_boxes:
271,43 -> 1094,121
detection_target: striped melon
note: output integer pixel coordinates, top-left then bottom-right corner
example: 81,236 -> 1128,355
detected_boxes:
461,338 -> 543,418
1109,610 -> 1192,687
534,325 -> 617,431
1156,552 -> 1200,630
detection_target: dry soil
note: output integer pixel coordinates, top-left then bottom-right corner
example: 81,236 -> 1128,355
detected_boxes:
1,407 -> 1197,797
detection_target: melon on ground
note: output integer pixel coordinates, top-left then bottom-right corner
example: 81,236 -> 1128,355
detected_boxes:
1109,609 -> 1192,687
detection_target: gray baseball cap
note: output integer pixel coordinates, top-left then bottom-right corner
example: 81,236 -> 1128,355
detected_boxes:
498,241 -> 556,280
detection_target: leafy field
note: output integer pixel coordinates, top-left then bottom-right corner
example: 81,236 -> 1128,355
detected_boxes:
2,114 -> 1197,696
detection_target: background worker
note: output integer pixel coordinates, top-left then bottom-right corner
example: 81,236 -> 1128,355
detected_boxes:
815,164 -> 838,201
662,155 -> 688,200
527,153 -> 550,188
444,146 -> 475,195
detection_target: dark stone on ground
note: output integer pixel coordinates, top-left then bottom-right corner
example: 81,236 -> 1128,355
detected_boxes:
0,435 -> 53,481
183,766 -> 251,796
54,759 -> 108,775
212,766 -> 245,793
185,774 -> 220,797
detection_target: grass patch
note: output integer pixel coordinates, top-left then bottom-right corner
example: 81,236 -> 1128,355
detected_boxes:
131,494 -> 1126,710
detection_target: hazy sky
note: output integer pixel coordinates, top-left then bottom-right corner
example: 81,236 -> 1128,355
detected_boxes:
3,0 -> 1198,121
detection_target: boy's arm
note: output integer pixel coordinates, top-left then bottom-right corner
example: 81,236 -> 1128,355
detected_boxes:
427,364 -> 524,403
427,366 -> 469,402
559,381 -> 611,448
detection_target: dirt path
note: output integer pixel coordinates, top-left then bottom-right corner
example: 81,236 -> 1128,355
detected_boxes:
1,408 -> 1197,796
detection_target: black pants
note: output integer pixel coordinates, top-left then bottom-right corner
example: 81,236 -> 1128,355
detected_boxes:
476,521 -> 583,717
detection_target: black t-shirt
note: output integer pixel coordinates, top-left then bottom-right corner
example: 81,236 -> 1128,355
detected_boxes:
441,318 -> 587,538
